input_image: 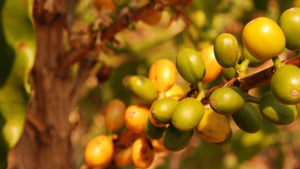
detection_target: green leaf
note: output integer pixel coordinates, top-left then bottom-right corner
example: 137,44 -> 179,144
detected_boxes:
0,0 -> 14,87
1,0 -> 36,88
0,83 -> 27,164
0,0 -> 36,166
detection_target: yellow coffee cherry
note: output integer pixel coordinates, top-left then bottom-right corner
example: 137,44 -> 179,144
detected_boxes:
148,59 -> 177,92
196,108 -> 231,143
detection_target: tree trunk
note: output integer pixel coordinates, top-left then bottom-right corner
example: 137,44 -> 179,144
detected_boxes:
8,0 -> 74,168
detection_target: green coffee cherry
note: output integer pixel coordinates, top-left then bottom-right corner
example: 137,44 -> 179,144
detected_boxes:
145,118 -> 165,139
151,98 -> 178,124
209,86 -> 245,115
171,98 -> 204,131
279,7 -> 300,50
162,125 -> 193,151
271,65 -> 300,104
259,91 -> 298,125
232,103 -> 262,133
176,48 -> 206,84
127,75 -> 157,104
214,33 -> 239,68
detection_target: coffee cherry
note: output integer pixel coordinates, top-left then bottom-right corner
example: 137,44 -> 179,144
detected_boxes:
279,7 -> 300,50
214,33 -> 239,68
259,91 -> 298,125
151,139 -> 167,152
104,99 -> 126,131
242,17 -> 286,61
127,75 -> 157,104
149,59 -> 177,92
232,103 -> 262,133
271,65 -> 300,104
171,98 -> 204,131
176,48 -> 206,84
164,84 -> 185,100
200,45 -> 223,83
131,137 -> 155,168
84,135 -> 114,168
196,108 -> 231,143
162,125 -> 193,151
124,105 -> 149,133
149,112 -> 165,127
113,146 -> 132,167
209,86 -> 245,115
151,98 -> 179,124
145,118 -> 165,139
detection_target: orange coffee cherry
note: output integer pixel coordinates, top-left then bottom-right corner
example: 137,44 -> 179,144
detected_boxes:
131,137 -> 155,168
151,139 -> 167,152
84,135 -> 114,168
124,105 -> 149,133
114,146 -> 133,167
104,99 -> 126,131
200,45 -> 223,83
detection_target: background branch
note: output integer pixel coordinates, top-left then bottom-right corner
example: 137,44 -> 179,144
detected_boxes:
60,0 -> 192,70
63,0 -> 194,104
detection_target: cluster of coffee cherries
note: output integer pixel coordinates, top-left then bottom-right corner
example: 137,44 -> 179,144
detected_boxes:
83,7 -> 300,168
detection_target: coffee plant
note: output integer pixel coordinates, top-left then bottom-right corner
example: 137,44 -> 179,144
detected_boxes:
81,4 -> 300,168
1,0 -> 300,168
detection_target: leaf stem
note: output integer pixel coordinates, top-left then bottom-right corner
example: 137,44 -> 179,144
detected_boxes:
236,59 -> 249,77
272,56 -> 282,70
196,82 -> 205,102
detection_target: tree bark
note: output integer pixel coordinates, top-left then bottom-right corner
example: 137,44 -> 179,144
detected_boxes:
8,0 -> 74,169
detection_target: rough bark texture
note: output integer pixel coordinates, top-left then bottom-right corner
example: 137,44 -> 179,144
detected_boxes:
8,0 -> 74,169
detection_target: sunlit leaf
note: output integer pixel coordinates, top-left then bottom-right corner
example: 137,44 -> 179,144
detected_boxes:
1,0 -> 36,88
0,0 -> 36,166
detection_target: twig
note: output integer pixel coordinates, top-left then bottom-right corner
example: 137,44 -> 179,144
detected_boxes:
59,46 -> 92,71
202,56 -> 300,104
69,49 -> 99,106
